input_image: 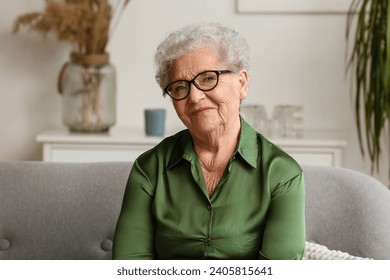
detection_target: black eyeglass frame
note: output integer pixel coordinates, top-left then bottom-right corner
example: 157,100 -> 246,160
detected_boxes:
163,70 -> 234,101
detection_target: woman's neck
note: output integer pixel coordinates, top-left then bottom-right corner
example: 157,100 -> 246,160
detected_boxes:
191,116 -> 241,169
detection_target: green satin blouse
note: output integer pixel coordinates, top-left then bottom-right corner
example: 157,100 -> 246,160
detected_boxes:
113,118 -> 305,260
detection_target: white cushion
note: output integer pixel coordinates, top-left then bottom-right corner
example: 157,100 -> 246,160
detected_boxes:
302,242 -> 373,260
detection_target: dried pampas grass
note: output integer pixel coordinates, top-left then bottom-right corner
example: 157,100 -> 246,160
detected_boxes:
13,0 -> 130,54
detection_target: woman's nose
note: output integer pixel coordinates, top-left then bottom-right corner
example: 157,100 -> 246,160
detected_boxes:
187,83 -> 206,104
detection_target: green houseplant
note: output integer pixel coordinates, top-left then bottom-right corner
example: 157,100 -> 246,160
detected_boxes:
346,0 -> 390,179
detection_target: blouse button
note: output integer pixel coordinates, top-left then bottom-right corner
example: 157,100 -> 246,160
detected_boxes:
207,205 -> 212,210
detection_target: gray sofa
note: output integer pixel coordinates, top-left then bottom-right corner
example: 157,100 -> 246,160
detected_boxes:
0,161 -> 389,260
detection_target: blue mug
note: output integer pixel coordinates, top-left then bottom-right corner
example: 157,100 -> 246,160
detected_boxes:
144,109 -> 166,136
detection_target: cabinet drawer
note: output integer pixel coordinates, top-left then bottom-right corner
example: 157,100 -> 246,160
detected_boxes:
43,144 -> 153,163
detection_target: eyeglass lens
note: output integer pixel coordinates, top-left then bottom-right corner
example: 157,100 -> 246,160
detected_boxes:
166,71 -> 220,100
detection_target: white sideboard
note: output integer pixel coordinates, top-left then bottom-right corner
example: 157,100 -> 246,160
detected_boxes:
36,127 -> 348,167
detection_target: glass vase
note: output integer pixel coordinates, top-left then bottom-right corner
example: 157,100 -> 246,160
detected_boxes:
59,53 -> 116,133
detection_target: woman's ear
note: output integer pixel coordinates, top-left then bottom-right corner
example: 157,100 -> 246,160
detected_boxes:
238,69 -> 249,100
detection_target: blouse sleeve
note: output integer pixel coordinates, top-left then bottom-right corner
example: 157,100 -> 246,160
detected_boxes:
112,160 -> 155,260
259,172 -> 306,260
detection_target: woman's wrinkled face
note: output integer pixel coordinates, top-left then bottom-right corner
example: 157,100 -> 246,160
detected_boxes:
168,48 -> 248,135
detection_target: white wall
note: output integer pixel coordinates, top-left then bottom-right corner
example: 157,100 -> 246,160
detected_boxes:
0,0 -> 388,185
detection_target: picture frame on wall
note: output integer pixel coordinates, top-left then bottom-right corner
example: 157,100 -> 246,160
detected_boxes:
236,0 -> 353,14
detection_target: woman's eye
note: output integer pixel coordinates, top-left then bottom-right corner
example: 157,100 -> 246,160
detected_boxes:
174,85 -> 187,93
199,74 -> 217,84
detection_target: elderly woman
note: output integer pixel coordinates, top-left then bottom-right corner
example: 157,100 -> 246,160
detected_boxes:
113,23 -> 305,260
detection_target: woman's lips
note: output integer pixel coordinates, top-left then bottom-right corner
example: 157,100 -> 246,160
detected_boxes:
191,107 -> 214,115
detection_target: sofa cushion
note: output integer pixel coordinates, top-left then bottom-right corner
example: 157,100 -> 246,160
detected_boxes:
0,161 -> 131,260
303,165 -> 390,260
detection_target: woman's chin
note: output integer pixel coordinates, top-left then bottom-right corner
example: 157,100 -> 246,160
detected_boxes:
189,120 -> 223,135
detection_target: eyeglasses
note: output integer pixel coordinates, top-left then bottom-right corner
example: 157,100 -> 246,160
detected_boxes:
164,70 -> 234,101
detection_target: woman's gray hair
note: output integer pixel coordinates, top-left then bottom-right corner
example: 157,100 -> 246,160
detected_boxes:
154,22 -> 250,91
